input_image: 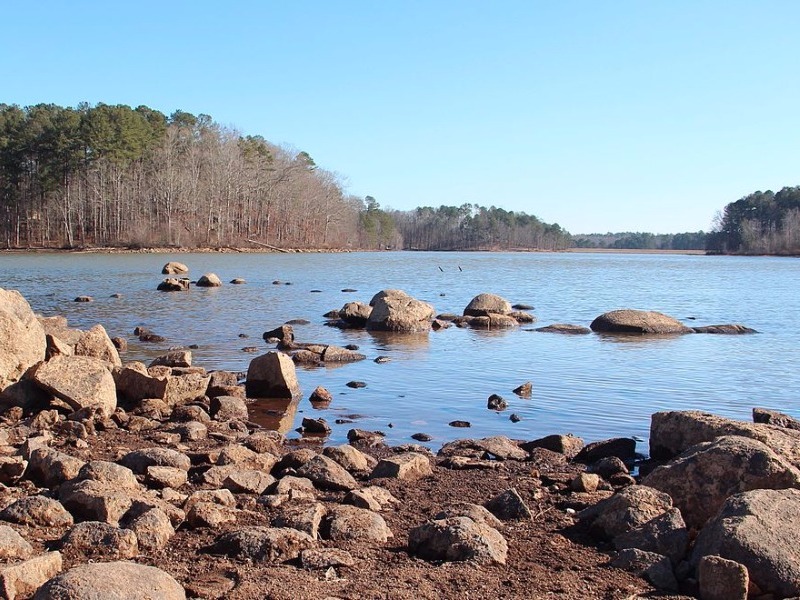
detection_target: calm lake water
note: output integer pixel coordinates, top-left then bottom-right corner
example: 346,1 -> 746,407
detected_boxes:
2,251 -> 798,454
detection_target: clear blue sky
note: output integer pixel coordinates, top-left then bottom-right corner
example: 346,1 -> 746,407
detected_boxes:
2,1 -> 798,234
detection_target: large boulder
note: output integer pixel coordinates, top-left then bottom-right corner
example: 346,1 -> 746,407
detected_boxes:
0,288 -> 47,391
590,309 -> 693,334
245,352 -> 300,398
162,261 -> 189,275
691,488 -> 800,598
74,324 -> 121,366
642,435 -> 800,529
649,410 -> 800,468
366,290 -> 435,333
29,355 -> 117,413
114,364 -> 210,406
579,485 -> 673,540
196,273 -> 222,287
33,561 -> 185,600
209,527 -> 315,563
463,293 -> 512,317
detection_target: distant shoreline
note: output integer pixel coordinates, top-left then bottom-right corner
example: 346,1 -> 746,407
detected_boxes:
0,245 -> 709,256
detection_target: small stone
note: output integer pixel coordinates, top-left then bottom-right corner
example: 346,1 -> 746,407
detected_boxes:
301,548 -> 355,570
309,386 -> 333,405
0,552 -> 62,600
346,381 -> 366,389
509,414 -> 522,423
571,473 -> 601,493
487,394 -> 507,411
411,433 -> 432,442
485,488 -> 532,520
301,418 -> 331,434
512,382 -> 532,397
698,555 -> 748,600
0,526 -> 33,561
60,521 -> 139,559
370,453 -> 432,480
74,296 -> 93,302
448,421 -> 471,428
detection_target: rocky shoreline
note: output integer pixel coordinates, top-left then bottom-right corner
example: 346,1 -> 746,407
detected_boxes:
0,286 -> 795,599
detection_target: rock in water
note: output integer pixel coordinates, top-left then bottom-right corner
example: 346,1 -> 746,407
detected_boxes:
196,273 -> 222,287
245,352 -> 300,398
463,293 -> 512,317
366,289 -> 435,333
590,309 -> 693,334
162,261 -> 189,275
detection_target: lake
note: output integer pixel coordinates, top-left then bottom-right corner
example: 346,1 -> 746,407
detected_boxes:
2,251 -> 798,454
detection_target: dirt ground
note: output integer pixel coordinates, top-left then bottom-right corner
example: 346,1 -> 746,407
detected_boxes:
0,417 -> 702,600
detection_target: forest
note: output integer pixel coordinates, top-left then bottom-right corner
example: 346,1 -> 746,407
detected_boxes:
2,102 -> 798,255
706,187 -> 800,254
0,103 -> 569,252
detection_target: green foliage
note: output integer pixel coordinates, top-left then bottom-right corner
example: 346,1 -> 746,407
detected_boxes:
708,187 -> 800,254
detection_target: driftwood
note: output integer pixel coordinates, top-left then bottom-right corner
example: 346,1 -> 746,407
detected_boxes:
246,239 -> 290,253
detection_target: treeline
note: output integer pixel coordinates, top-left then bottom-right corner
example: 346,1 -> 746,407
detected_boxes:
707,186 -> 800,254
392,204 -> 572,251
573,231 -> 707,250
0,103 -> 366,249
0,102 -> 571,252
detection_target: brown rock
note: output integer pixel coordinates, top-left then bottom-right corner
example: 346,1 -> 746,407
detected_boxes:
60,521 -> 139,559
162,261 -> 189,275
0,289 -> 47,391
370,452 -> 432,480
297,455 -> 358,491
0,496 -> 74,527
1,552 -> 62,600
485,488 -> 532,521
196,273 -> 222,287
149,350 -> 192,368
245,352 -> 300,398
408,516 -> 507,564
210,527 -> 315,563
33,561 -> 185,600
0,526 -> 33,561
30,355 -> 117,413
463,293 -> 512,317
325,505 -> 392,543
74,324 -> 121,366
590,309 -> 693,334
579,485 -> 672,540
273,502 -> 326,538
124,507 -> 174,551
366,290 -> 435,333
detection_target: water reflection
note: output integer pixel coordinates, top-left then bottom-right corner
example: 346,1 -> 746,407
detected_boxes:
247,397 -> 300,433
594,332 -> 689,346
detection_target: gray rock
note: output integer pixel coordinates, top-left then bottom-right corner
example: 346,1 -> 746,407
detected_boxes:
692,324 -> 757,334
33,561 -> 185,600
77,460 -> 139,489
610,548 -> 678,592
485,488 -> 532,521
1,495 -> 74,527
613,508 -> 689,565
186,502 -> 237,529
698,555 -> 748,600
0,288 -> 47,391
210,527 -> 315,563
408,516 -> 507,564
297,455 -> 358,491
245,351 -> 300,398
324,505 -> 392,543
691,488 -> 800,597
60,521 -> 139,559
30,355 -> 117,413
590,309 -> 693,334
433,503 -> 503,530
157,278 -> 190,292
338,301 -> 372,327
642,435 -> 800,529
146,466 -> 188,489
579,485 -> 672,540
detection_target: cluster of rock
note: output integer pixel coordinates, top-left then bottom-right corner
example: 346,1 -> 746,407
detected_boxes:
158,262 -> 245,291
579,409 -> 800,598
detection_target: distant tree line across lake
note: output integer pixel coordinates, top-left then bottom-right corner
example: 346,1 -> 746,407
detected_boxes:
1,102 -> 798,254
